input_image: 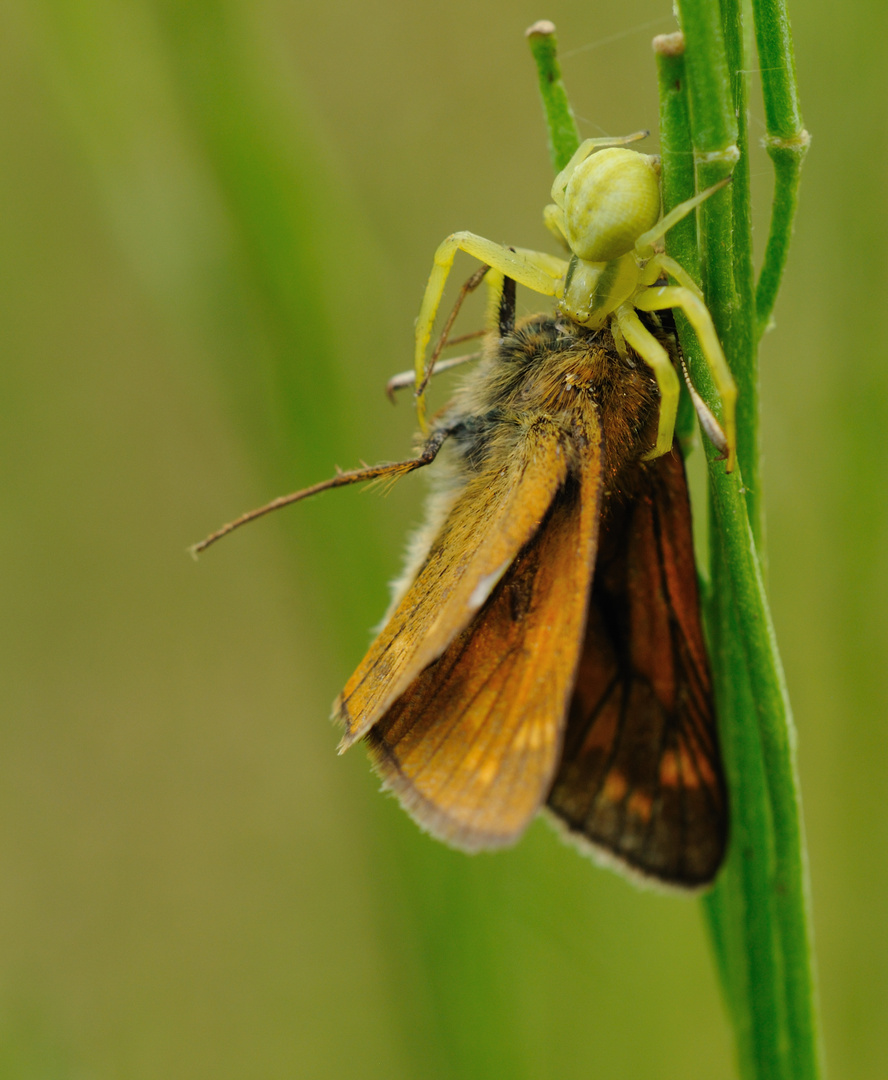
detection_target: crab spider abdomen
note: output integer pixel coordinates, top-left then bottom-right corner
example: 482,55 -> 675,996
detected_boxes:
562,148 -> 661,263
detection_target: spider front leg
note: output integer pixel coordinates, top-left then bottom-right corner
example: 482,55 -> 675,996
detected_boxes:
414,231 -> 565,430
634,280 -> 737,472
614,305 -> 681,461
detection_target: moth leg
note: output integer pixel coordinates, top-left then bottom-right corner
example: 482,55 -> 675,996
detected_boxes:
415,265 -> 490,402
386,350 -> 483,400
634,281 -> 737,471
495,275 -> 517,337
614,305 -> 680,461
390,272 -> 523,402
677,355 -> 729,458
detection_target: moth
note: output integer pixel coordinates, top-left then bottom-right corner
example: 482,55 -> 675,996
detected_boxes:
353,304 -> 726,887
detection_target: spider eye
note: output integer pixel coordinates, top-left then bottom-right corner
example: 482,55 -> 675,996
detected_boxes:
564,148 -> 661,263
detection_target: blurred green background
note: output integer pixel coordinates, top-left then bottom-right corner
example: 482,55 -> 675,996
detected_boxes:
1,1 -> 885,1077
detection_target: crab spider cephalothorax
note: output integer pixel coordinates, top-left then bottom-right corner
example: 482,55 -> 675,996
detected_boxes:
413,132 -> 737,471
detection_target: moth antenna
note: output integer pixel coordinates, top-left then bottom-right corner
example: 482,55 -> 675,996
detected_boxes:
441,329 -> 488,348
190,429 -> 451,557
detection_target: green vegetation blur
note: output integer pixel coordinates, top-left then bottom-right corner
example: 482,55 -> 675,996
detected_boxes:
1,1 -> 884,1077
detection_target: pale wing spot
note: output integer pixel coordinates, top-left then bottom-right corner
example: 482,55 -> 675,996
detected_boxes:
525,720 -> 546,750
659,748 -> 679,786
459,738 -> 492,775
626,789 -> 653,824
512,719 -> 546,751
468,559 -> 512,610
679,744 -> 700,788
602,771 -> 628,803
678,740 -> 717,789
476,756 -> 500,790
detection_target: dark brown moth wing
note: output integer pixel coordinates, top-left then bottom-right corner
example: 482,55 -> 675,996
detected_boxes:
363,418 -> 604,851
547,447 -> 727,887
335,421 -> 575,750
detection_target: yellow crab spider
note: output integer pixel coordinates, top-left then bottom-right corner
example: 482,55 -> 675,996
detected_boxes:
413,132 -> 737,471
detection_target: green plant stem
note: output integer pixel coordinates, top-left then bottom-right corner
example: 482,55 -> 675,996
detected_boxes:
675,0 -> 738,356
525,21 -> 580,171
700,10 -> 818,1066
719,0 -> 761,540
753,0 -> 804,132
756,150 -> 806,342
653,38 -> 699,452
656,30 -> 783,1076
654,37 -> 699,283
709,456 -> 818,1080
660,2 -> 821,1077
707,547 -> 784,1080
751,0 -> 811,339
